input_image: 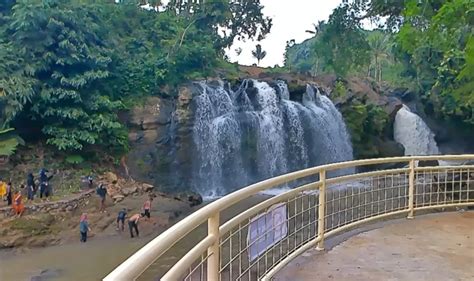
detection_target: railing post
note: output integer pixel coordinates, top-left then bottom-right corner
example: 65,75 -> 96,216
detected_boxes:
407,159 -> 415,219
316,169 -> 326,251
207,213 -> 220,280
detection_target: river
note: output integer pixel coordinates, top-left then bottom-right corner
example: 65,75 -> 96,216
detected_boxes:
0,195 -> 268,281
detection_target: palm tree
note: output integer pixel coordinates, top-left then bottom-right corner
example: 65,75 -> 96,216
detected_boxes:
252,44 -> 267,66
368,32 -> 391,82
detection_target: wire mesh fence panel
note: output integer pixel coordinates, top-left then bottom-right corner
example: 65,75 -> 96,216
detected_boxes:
415,167 -> 474,208
184,252 -> 211,281
218,189 -> 319,280
120,157 -> 474,281
325,171 -> 409,232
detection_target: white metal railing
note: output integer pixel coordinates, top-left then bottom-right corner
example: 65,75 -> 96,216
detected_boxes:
104,155 -> 474,281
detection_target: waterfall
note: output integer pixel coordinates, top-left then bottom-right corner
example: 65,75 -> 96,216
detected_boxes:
192,80 -> 353,197
394,105 -> 439,156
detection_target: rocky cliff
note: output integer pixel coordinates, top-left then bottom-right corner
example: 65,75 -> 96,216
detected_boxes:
123,74 -> 473,192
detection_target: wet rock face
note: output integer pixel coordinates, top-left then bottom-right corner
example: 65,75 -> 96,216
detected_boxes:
125,84 -> 200,192
124,78 -> 404,192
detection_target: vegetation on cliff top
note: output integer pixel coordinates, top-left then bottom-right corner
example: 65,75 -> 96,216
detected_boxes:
0,0 -> 271,157
286,0 -> 473,128
283,0 -> 473,159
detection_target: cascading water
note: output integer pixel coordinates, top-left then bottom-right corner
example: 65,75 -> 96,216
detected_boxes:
394,105 -> 439,156
192,79 -> 353,197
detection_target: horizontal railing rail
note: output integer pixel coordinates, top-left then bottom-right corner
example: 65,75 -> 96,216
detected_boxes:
104,155 -> 474,281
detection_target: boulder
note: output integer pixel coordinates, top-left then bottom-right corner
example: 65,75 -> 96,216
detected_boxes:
174,191 -> 203,207
128,96 -> 173,130
104,172 -> 118,184
377,140 -> 405,158
391,88 -> 416,102
141,183 -> 154,192
122,186 -> 138,196
112,195 -> 125,203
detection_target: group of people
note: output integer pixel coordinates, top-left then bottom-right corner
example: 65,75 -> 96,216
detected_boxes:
0,180 -> 24,217
2,168 -> 155,242
79,190 -> 154,242
0,168 -> 51,217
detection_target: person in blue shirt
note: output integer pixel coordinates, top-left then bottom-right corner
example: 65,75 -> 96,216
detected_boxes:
79,213 -> 91,243
96,184 -> 107,212
116,208 -> 127,231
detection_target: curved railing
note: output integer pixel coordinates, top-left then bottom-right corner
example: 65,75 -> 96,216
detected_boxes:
104,155 -> 474,281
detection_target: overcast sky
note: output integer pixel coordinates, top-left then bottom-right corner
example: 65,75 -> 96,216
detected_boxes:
226,0 -> 344,67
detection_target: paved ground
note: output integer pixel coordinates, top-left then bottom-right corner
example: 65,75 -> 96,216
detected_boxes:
275,211 -> 474,281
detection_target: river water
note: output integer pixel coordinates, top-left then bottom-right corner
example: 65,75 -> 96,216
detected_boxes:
0,196 -> 267,281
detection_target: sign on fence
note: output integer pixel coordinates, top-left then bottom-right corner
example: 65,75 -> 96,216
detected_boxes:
248,203 -> 288,262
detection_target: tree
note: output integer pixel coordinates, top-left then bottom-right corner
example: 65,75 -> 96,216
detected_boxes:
312,4 -> 370,76
396,0 -> 474,124
252,44 -> 267,66
164,0 -> 272,49
0,0 -> 274,157
368,31 -> 391,82
4,0 -> 126,152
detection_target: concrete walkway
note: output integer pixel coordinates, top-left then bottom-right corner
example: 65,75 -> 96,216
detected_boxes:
275,211 -> 474,281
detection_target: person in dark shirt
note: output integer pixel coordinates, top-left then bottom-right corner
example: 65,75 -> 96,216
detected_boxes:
27,173 -> 35,201
39,168 -> 51,199
96,184 -> 107,212
6,182 -> 12,206
116,208 -> 127,231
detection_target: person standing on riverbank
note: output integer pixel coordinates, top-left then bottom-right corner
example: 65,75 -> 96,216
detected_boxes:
39,168 -> 50,200
6,182 -> 12,206
128,213 -> 142,238
96,184 -> 107,213
12,189 -> 24,217
142,197 -> 152,221
27,173 -> 36,201
80,213 -> 92,242
0,179 -> 6,201
116,208 -> 127,231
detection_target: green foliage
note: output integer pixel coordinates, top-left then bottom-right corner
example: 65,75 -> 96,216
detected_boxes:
332,80 -> 347,99
342,102 -> 388,158
0,128 -> 24,156
65,154 -> 85,165
288,0 -> 473,127
312,5 -> 370,76
9,214 -> 58,235
396,0 -> 474,125
0,0 -> 271,157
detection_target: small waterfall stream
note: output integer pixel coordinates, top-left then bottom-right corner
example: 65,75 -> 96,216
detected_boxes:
394,105 -> 440,156
192,79 -> 353,197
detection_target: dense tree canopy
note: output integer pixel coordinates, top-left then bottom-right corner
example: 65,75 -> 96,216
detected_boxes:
286,0 -> 473,126
0,0 -> 271,156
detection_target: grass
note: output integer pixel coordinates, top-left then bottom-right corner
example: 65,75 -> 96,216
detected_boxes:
9,214 -> 58,235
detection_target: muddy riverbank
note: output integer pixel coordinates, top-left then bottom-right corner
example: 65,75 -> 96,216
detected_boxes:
0,194 -> 268,281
